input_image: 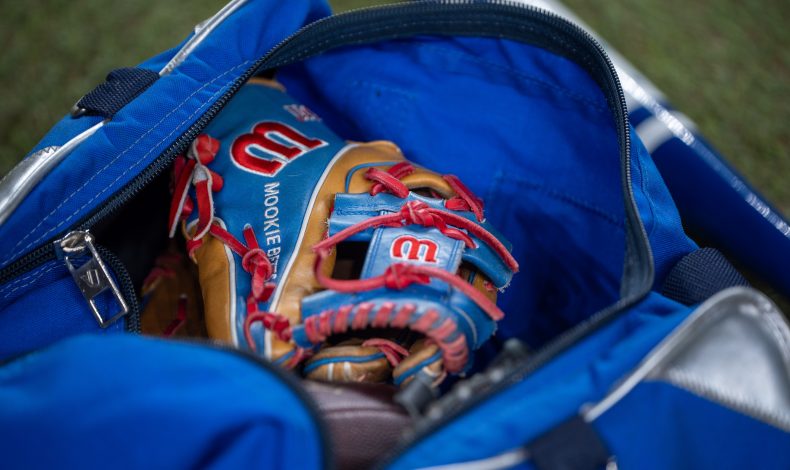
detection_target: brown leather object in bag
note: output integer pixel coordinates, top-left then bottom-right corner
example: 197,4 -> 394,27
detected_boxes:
304,381 -> 412,470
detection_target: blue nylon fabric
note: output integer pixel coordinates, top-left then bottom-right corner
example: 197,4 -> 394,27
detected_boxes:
661,247 -> 750,305
0,260 -> 125,360
0,334 -> 324,469
594,381 -> 790,469
628,127 -> 698,285
0,0 -> 331,269
279,36 -> 696,348
386,293 -> 691,469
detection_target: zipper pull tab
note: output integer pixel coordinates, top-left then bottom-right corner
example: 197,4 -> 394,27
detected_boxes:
54,230 -> 129,328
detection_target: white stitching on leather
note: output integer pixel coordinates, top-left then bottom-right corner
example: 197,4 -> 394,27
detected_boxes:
6,61 -> 252,264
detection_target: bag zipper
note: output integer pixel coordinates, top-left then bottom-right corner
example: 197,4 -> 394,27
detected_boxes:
54,230 -> 128,328
97,243 -> 141,333
0,0 -> 653,459
51,230 -> 142,332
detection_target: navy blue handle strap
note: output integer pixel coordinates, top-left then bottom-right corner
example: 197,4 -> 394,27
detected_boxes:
72,68 -> 159,119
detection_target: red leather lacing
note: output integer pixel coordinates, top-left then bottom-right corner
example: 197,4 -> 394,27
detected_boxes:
141,265 -> 175,294
362,338 -> 410,367
168,136 -> 223,239
309,194 -> 518,322
365,162 -> 485,222
162,294 -> 188,337
367,162 -> 414,198
302,303 -> 469,372
297,163 -> 517,371
443,174 -> 485,222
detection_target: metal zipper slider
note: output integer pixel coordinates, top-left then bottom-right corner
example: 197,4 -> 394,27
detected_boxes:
54,230 -> 129,328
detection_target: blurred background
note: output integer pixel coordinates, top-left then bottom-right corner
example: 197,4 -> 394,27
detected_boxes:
0,1 -> 787,241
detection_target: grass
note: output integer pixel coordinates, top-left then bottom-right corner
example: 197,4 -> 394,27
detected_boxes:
564,0 -> 790,216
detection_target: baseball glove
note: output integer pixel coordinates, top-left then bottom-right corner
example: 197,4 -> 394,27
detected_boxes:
167,78 -> 518,388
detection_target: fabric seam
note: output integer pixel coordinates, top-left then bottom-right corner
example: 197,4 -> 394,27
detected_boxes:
0,263 -> 61,301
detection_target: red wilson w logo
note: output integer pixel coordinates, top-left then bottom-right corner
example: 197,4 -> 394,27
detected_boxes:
390,235 -> 439,263
231,121 -> 327,176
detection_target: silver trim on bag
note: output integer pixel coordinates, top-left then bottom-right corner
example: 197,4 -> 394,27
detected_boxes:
583,287 -> 790,431
0,121 -> 104,227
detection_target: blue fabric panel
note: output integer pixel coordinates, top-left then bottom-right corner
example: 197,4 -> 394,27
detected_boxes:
0,0 -> 331,269
627,127 -> 698,285
279,36 -> 696,347
626,105 -> 653,128
527,416 -> 610,470
386,293 -> 691,469
594,381 -> 790,470
0,260 -> 125,360
0,334 -> 324,469
652,132 -> 790,297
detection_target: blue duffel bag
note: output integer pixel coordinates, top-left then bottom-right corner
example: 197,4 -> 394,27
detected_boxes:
0,1 -> 787,468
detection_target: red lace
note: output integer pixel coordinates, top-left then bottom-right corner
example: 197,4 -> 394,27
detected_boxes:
162,294 -> 188,337
141,253 -> 189,337
300,303 -> 469,372
168,136 -> 223,239
310,162 -> 518,322
362,338 -> 410,367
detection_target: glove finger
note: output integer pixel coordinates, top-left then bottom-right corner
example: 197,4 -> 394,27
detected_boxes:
304,339 -> 393,383
393,339 -> 445,388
